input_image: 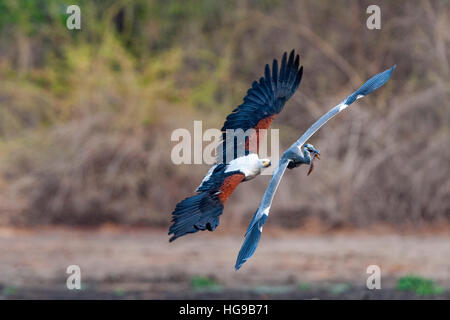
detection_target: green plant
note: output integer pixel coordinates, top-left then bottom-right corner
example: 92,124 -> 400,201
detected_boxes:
114,288 -> 126,297
329,283 -> 351,295
190,275 -> 222,291
2,286 -> 16,296
396,275 -> 444,296
297,283 -> 312,291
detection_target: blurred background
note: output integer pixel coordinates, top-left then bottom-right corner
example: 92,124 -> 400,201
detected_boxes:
0,0 -> 448,299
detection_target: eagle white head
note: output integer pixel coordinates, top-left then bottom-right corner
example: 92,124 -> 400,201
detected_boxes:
258,159 -> 271,168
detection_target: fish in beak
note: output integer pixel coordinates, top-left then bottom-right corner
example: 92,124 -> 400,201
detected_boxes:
307,151 -> 320,176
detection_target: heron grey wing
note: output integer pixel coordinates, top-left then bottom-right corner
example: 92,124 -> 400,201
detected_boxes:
235,157 -> 290,270
290,101 -> 348,150
290,65 -> 396,150
249,157 -> 291,231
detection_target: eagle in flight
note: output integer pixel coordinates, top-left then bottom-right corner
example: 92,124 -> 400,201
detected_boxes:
169,50 -> 304,242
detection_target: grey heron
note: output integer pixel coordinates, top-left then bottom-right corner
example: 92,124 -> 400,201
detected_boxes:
235,65 -> 396,270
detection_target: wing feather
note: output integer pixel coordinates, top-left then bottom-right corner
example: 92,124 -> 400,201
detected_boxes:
218,50 -> 303,163
291,65 -> 396,150
235,157 -> 290,270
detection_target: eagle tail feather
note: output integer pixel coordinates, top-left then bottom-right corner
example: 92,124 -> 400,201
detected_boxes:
168,192 -> 223,242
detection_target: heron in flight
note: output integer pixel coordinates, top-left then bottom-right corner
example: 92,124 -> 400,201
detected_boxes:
235,64 -> 396,270
169,50 -> 303,242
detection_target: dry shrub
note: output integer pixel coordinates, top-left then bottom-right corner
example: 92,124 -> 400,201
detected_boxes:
0,1 -> 448,229
2,115 -> 177,226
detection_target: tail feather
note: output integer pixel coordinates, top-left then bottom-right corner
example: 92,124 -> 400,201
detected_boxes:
169,192 -> 223,242
244,208 -> 261,237
344,65 -> 396,105
235,214 -> 268,270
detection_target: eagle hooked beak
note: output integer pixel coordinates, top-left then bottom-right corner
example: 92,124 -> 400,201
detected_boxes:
263,160 -> 271,168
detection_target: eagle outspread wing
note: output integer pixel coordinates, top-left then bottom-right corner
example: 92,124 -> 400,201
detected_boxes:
169,51 -> 304,242
217,50 -> 303,163
235,65 -> 396,270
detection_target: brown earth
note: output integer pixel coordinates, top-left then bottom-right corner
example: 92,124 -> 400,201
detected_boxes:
0,226 -> 448,299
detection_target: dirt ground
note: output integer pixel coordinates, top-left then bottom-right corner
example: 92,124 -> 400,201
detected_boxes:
0,226 -> 449,299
